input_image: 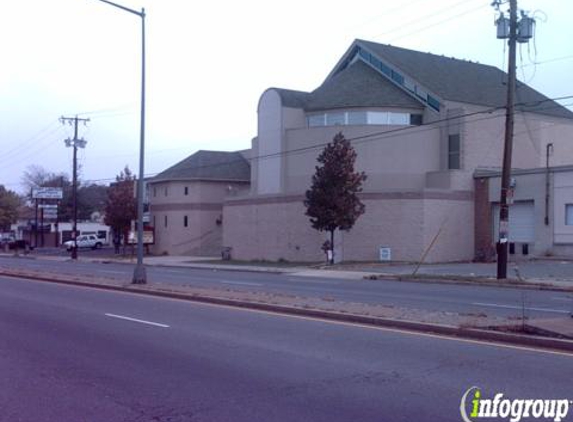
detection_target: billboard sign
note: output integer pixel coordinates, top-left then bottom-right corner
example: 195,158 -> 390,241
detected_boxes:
128,229 -> 155,245
32,187 -> 63,199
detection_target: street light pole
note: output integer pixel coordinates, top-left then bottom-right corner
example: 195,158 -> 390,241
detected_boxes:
94,0 -> 147,284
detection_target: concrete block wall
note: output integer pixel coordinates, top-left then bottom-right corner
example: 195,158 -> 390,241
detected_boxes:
223,191 -> 475,263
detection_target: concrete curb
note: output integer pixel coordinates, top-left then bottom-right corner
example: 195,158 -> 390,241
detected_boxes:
363,273 -> 573,293
2,269 -> 572,354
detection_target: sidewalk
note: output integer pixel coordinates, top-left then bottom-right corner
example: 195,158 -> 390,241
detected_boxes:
11,252 -> 573,289
108,255 -> 573,289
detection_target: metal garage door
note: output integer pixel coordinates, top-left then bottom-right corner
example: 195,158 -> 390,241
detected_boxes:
492,201 -> 535,242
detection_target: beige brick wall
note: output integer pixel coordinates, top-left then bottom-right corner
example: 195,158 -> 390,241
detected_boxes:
223,192 -> 474,263
150,180 -> 247,256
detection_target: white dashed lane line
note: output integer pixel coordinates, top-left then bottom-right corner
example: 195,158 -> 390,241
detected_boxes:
473,302 -> 570,314
105,313 -> 170,328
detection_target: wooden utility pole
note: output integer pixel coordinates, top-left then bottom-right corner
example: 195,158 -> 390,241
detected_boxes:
61,116 -> 89,260
496,0 -> 517,279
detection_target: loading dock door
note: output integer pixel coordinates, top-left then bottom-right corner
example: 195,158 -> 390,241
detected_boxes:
492,201 -> 535,242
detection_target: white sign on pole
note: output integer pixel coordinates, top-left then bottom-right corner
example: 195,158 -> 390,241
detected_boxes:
32,187 -> 63,199
42,209 -> 58,219
39,204 -> 58,209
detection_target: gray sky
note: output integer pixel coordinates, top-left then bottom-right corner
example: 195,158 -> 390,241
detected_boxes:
1,0 -> 572,193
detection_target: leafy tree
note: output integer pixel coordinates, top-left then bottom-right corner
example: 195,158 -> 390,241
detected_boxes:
77,183 -> 109,221
0,185 -> 21,231
304,132 -> 367,264
21,165 -> 107,222
104,166 -> 136,245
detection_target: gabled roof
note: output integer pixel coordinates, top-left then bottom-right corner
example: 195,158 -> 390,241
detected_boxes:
349,40 -> 572,119
152,150 -> 250,183
306,60 -> 423,111
274,60 -> 424,112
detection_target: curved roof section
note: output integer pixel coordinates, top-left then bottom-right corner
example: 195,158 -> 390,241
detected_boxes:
273,88 -> 310,109
355,39 -> 573,119
306,60 -> 423,112
152,150 -> 250,183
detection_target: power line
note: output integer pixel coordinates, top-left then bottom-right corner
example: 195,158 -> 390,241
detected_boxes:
388,3 -> 489,43
5,95 -> 572,189
374,0 -> 481,40
75,94 -> 573,185
0,120 -> 60,162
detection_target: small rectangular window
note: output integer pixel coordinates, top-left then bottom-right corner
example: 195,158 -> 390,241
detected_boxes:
347,111 -> 368,125
153,216 -> 156,228
164,215 -> 168,228
369,55 -> 381,69
326,112 -> 345,126
388,112 -> 409,125
164,187 -> 168,196
448,134 -> 461,170
428,95 -> 441,111
391,70 -> 404,85
153,187 -> 156,197
368,112 -> 388,125
307,114 -> 325,127
184,186 -> 188,196
184,215 -> 188,227
566,204 -> 573,225
358,48 -> 370,61
379,62 -> 391,77
410,114 -> 423,125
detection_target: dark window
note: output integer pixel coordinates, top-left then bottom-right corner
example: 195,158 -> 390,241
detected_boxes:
448,134 -> 461,170
410,114 -> 423,126
566,204 -> 573,225
184,186 -> 189,196
379,62 -> 391,77
164,187 -> 168,196
153,187 -> 156,197
369,55 -> 381,69
428,95 -> 441,111
164,215 -> 168,228
358,48 -> 370,61
391,70 -> 404,85
153,216 -> 156,228
184,216 -> 188,227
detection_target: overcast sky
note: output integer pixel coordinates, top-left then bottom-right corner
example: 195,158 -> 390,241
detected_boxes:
1,0 -> 572,193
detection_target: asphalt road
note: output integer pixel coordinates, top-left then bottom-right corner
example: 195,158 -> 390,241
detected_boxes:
1,275 -> 572,422
1,255 -> 571,319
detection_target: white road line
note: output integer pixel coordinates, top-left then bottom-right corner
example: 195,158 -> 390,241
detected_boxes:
220,281 -> 263,287
473,302 -> 570,314
99,270 -> 126,275
552,297 -> 572,302
105,313 -> 170,328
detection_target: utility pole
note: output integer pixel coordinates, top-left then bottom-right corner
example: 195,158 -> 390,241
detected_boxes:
493,0 -> 534,279
496,0 -> 517,279
61,116 -> 89,260
544,143 -> 553,226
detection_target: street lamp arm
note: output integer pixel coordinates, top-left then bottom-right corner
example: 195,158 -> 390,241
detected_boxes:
95,0 -> 144,17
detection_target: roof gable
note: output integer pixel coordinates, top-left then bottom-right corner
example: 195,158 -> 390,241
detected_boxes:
306,60 -> 424,112
325,39 -> 572,119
